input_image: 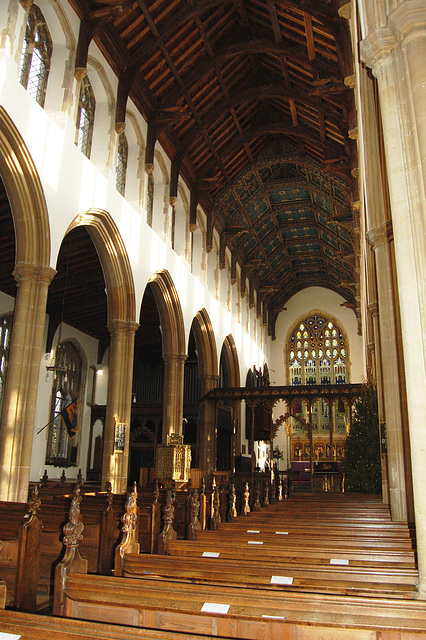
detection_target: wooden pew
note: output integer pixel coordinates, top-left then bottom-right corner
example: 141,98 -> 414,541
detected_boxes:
0,486 -> 42,610
120,551 -> 419,599
53,570 -> 426,638
0,609 -> 237,640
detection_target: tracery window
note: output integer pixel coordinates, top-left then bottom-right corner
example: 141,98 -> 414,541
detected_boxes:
18,5 -> 52,107
76,76 -> 95,158
115,131 -> 128,196
288,314 -> 347,385
45,341 -> 82,467
0,314 -> 12,419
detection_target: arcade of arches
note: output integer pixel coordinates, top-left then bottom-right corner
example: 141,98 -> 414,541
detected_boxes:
0,0 -> 426,599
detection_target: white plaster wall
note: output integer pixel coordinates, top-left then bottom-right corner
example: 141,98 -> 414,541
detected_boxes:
0,291 -> 15,314
31,320 -> 100,482
269,287 -> 365,387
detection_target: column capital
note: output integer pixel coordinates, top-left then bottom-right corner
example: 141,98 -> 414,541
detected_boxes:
144,163 -> 154,175
360,27 -> 396,72
107,319 -> 139,335
366,226 -> 387,248
338,3 -> 351,21
367,302 -> 380,318
13,262 -> 56,286
388,0 -> 426,42
162,351 -> 187,365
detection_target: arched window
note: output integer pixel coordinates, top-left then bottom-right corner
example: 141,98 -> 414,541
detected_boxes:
76,76 -> 95,158
45,341 -> 82,467
288,314 -> 348,385
0,314 -> 13,419
115,131 -> 128,195
18,5 -> 52,107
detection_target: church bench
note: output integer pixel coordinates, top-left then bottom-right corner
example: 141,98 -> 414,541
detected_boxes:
193,532 -> 415,554
120,551 -> 419,599
164,538 -> 417,568
0,490 -> 42,610
0,608 -> 237,640
53,570 -> 426,638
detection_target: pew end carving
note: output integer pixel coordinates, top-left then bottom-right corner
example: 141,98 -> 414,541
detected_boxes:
53,485 -> 88,617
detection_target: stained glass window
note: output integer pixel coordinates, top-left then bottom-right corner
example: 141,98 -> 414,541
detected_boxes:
45,341 -> 82,466
76,77 -> 95,158
288,313 -> 348,385
18,5 -> 52,107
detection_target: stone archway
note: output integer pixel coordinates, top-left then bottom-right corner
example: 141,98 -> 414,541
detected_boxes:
147,269 -> 186,440
66,209 -> 137,492
0,107 -> 55,501
191,308 -> 218,473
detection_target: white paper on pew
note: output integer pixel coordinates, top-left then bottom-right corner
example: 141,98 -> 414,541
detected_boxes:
271,575 -> 293,585
262,614 -> 286,620
275,531 -> 288,535
201,602 -> 230,614
202,551 -> 220,558
248,540 -> 263,544
330,558 -> 349,565
0,634 -> 21,640
247,529 -> 260,533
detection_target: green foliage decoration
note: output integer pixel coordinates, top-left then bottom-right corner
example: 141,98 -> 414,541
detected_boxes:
344,382 -> 382,494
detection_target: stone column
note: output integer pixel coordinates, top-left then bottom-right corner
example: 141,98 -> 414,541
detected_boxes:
101,319 -> 139,494
360,1 -> 426,595
198,374 -> 219,475
161,351 -> 187,441
367,227 -> 407,520
0,262 -> 55,502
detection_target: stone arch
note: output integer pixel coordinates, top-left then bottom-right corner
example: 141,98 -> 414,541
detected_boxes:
220,334 -> 240,388
0,106 -> 51,267
147,269 -> 185,358
65,209 -> 136,325
191,308 -> 218,389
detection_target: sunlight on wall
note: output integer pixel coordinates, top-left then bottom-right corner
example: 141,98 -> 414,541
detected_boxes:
120,199 -> 141,264
42,118 -> 64,191
78,160 -> 97,211
193,278 -> 205,311
26,100 -> 48,169
149,231 -> 167,273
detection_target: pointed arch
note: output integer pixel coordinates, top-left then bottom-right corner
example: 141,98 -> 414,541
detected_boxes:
191,308 -> 218,386
0,106 -> 50,267
147,270 -> 185,358
220,334 -> 240,388
66,209 -> 136,325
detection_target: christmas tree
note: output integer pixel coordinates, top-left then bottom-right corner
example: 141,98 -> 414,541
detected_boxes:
344,383 -> 381,494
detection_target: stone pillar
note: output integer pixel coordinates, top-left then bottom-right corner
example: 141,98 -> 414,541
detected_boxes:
367,227 -> 407,520
161,352 -> 186,442
0,262 -> 55,502
198,374 -> 219,475
101,319 -> 138,494
360,1 -> 426,595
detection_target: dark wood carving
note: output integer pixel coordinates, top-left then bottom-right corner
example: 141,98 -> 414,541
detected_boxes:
227,483 -> 237,523
14,485 -> 43,611
210,486 -> 220,531
243,482 -> 250,516
53,486 -> 88,616
97,482 -> 115,575
114,482 -> 139,575
158,490 -> 177,554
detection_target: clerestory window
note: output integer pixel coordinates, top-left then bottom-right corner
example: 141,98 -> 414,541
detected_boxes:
115,131 -> 128,196
76,76 -> 95,158
18,5 -> 52,107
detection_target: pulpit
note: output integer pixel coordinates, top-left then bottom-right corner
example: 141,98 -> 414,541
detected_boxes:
155,434 -> 191,487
